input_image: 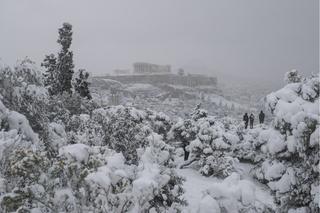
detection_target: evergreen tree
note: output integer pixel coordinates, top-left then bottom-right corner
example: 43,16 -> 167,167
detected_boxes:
41,54 -> 58,95
74,69 -> 91,99
57,23 -> 74,94
42,23 -> 74,95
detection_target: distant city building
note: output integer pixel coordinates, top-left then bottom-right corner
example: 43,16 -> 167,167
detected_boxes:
133,62 -> 171,74
113,69 -> 130,75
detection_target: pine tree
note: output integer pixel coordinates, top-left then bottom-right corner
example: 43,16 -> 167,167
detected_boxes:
42,23 -> 74,95
41,54 -> 58,95
74,69 -> 91,99
57,23 -> 74,94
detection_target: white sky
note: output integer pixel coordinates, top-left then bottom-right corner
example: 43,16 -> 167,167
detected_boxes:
0,0 -> 318,87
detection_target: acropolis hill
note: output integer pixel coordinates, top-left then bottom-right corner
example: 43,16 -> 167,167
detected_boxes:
95,62 -> 217,87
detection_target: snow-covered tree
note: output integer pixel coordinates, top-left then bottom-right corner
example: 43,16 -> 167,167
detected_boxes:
66,114 -> 104,146
284,69 -> 302,84
169,105 -> 239,178
0,96 -> 187,212
98,106 -> 150,164
0,58 -> 49,135
232,126 -> 268,163
41,54 -> 58,95
43,23 -> 74,96
57,23 -> 74,94
254,71 -> 319,212
74,69 -> 92,99
169,118 -> 197,161
186,116 -> 239,178
146,109 -> 172,140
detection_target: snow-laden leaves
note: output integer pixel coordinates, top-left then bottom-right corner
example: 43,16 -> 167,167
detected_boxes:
254,72 -> 319,212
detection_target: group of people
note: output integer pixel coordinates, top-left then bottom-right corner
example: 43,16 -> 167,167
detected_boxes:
243,110 -> 265,129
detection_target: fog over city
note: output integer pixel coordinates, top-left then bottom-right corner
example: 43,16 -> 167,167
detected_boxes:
0,0 -> 318,89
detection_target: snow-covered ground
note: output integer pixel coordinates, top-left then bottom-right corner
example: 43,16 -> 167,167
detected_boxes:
178,168 -> 221,212
178,163 -> 275,213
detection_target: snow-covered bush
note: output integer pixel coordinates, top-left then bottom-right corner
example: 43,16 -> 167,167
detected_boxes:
0,58 -> 49,135
254,72 -> 319,212
190,103 -> 208,121
284,69 -> 302,84
0,100 -> 49,212
232,126 -> 269,163
146,109 -> 172,140
169,118 -> 198,161
187,116 -> 239,178
198,173 -> 274,212
0,100 -> 186,212
131,133 -> 186,212
0,56 -> 188,212
99,106 -> 151,164
66,114 -> 104,146
171,106 -> 239,178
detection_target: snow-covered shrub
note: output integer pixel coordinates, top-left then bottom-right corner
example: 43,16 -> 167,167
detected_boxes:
168,118 -> 198,161
199,173 -> 274,212
284,69 -> 302,84
186,116 -> 239,178
232,126 -> 268,163
0,57 -> 186,212
0,100 -> 50,212
0,120 -> 186,212
146,109 -> 172,140
255,72 -> 319,212
44,122 -> 68,156
171,105 -> 239,178
198,151 -> 237,178
168,104 -> 208,161
0,58 -> 49,135
190,103 -> 208,121
131,133 -> 186,212
100,106 -> 151,164
66,114 -> 104,146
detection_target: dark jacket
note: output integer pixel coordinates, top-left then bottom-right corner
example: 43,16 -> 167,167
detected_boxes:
259,111 -> 265,120
249,114 -> 254,122
243,114 -> 249,122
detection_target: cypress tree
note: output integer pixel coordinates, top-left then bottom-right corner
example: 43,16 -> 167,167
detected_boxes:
42,23 -> 76,95
57,23 -> 74,94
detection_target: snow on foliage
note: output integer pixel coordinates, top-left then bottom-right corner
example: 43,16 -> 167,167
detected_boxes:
199,173 -> 273,212
254,72 -> 319,212
59,143 -> 90,163
284,69 -> 302,84
170,104 -> 239,178
0,65 -> 186,212
0,58 -> 49,135
0,59 -> 318,213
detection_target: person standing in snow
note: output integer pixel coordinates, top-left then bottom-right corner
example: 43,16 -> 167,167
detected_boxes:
243,113 -> 249,129
249,113 -> 254,129
259,110 -> 265,124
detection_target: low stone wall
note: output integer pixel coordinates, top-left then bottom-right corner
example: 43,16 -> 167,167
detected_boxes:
96,74 -> 217,87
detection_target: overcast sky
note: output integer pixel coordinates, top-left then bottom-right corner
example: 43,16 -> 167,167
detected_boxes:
0,0 -> 318,88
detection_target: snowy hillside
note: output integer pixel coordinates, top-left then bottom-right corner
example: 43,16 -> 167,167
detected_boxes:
0,58 -> 318,213
91,78 -> 248,119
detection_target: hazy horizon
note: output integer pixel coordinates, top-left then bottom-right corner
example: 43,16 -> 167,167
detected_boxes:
0,0 -> 318,89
